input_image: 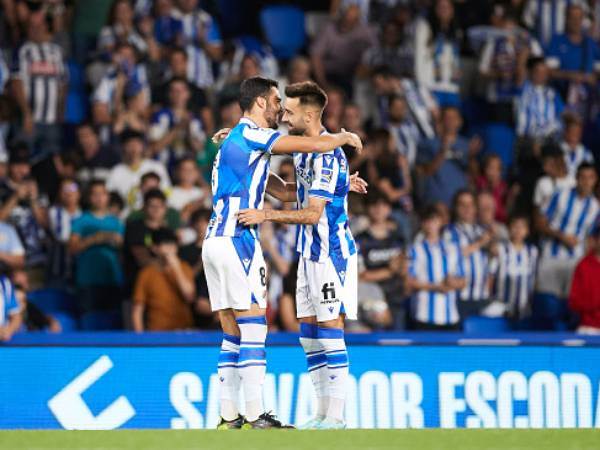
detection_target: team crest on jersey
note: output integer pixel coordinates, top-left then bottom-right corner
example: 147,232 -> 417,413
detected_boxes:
323,154 -> 334,168
320,168 -> 333,186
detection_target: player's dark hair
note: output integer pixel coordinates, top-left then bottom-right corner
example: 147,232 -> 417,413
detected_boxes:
239,76 -> 278,112
143,188 -> 166,205
285,81 -> 328,110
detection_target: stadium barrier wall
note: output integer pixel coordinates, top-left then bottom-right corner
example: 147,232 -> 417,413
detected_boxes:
1,332 -> 600,429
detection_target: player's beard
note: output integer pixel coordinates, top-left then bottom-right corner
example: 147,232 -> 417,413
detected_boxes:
287,125 -> 305,136
264,103 -> 281,130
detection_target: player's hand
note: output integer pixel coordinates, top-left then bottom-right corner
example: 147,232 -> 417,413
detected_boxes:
212,128 -> 231,145
341,128 -> 363,154
238,209 -> 267,226
349,171 -> 368,194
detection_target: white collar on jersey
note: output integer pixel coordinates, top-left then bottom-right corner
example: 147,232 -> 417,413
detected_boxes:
239,117 -> 260,128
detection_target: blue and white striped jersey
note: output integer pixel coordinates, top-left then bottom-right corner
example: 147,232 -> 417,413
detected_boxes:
444,223 -> 491,302
523,0 -> 589,47
409,239 -> 464,325
561,141 -> 594,179
515,81 -> 564,139
294,138 -> 356,263
491,241 -> 538,317
206,118 -> 281,239
0,275 -> 19,327
93,65 -> 149,113
542,187 -> 600,260
389,120 -> 420,167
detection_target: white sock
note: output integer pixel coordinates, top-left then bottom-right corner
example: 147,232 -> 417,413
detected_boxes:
318,327 -> 349,422
217,333 -> 240,421
236,316 -> 267,422
299,323 -> 328,418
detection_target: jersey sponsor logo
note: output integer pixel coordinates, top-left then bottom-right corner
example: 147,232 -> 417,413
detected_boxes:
242,258 -> 251,270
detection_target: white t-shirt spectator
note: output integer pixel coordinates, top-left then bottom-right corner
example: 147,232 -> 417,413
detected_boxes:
106,159 -> 171,209
168,186 -> 208,211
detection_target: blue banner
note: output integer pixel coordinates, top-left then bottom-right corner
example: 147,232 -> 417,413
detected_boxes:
1,344 -> 600,429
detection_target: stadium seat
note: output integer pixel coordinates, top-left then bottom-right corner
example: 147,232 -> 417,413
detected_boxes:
481,123 -> 516,170
79,310 -> 122,331
463,316 -> 510,334
51,311 -> 79,332
65,60 -> 87,124
27,288 -> 77,314
531,292 -> 569,330
260,6 -> 305,60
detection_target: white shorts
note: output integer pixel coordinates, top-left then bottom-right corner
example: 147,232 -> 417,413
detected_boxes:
202,235 -> 268,311
536,257 -> 578,299
296,253 -> 358,322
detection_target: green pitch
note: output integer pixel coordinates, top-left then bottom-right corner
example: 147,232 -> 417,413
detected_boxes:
0,429 -> 599,450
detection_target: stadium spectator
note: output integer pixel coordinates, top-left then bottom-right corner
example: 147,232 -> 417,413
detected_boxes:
106,130 -> 170,210
111,81 -> 149,136
13,270 -> 61,332
11,10 -> 67,163
533,142 -> 575,210
560,112 -> 594,180
0,145 -> 48,286
546,3 -> 600,118
148,77 -> 206,169
568,224 -> 600,334
69,180 -> 124,327
75,123 -> 121,188
479,5 -> 542,123
98,0 -> 149,57
536,162 -> 599,302
515,57 -> 564,141
152,47 -> 214,133
523,0 -> 590,47
310,3 -> 376,94
487,215 -> 538,320
127,171 -> 181,228
386,95 -> 420,168
47,178 -> 81,284
444,189 -> 493,316
0,221 -> 24,274
123,188 -> 171,293
477,190 -> 509,244
0,274 -> 22,341
168,157 -> 209,222
416,107 -> 480,206
475,154 -> 511,223
178,208 -> 215,329
172,0 -> 223,90
414,0 -> 462,107
407,205 -> 465,330
356,193 -> 407,329
132,227 -> 195,331
92,43 -> 150,139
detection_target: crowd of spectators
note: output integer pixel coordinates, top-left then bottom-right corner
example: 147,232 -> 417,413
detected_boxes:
1,0 -> 600,338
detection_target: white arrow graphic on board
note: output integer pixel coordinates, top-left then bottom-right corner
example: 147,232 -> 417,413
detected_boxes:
47,355 -> 136,429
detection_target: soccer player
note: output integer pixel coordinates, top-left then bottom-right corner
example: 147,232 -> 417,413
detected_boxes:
238,81 -> 367,429
203,77 -> 362,430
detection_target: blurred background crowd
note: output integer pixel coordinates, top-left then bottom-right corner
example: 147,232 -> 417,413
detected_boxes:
1,0 -> 600,338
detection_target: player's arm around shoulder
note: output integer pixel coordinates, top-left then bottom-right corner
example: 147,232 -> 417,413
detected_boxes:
271,128 -> 363,155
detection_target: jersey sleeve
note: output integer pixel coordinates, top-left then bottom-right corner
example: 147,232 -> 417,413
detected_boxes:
5,225 -> 24,256
308,152 -> 340,202
2,278 -> 20,316
242,126 -> 282,154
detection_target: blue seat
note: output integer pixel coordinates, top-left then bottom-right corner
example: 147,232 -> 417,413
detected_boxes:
531,292 -> 569,330
463,316 -> 510,334
79,310 -> 122,331
65,90 -> 87,124
28,289 -> 77,314
481,123 -> 516,170
52,311 -> 79,332
66,60 -> 85,92
260,6 -> 305,60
